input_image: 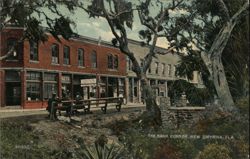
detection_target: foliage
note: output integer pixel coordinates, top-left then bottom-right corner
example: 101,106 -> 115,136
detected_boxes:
153,143 -> 182,159
235,96 -> 249,114
173,0 -> 249,107
0,0 -> 77,42
0,120 -> 49,159
120,130 -> 159,159
168,79 -> 214,106
222,16 -> 249,99
196,143 -> 232,159
82,142 -> 124,159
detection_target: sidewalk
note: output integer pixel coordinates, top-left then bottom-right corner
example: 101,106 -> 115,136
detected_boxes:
0,103 -> 145,118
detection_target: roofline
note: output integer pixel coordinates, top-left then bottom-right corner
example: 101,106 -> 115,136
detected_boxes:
2,26 -> 171,52
127,39 -> 173,53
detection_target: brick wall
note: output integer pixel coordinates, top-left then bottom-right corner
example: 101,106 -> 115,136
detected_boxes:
23,35 -> 126,76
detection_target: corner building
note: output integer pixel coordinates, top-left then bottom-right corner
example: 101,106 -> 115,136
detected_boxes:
0,27 -> 126,108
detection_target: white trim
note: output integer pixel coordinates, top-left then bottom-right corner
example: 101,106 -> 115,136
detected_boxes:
0,67 -> 126,78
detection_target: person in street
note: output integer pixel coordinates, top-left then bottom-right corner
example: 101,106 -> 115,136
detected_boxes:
47,93 -> 58,120
73,92 -> 83,114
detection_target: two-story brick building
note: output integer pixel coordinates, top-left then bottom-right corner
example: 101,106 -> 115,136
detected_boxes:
0,27 -> 126,109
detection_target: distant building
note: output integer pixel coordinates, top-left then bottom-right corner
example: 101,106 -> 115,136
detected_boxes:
125,39 -> 202,104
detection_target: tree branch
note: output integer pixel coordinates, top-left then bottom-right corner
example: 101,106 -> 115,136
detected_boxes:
209,0 -> 249,58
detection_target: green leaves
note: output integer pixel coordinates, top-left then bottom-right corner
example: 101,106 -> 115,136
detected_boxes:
54,17 -> 74,40
25,18 -> 48,42
113,0 -> 134,29
82,142 -> 124,159
138,29 -> 152,44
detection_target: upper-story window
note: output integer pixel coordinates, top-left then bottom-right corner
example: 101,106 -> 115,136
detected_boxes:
168,64 -> 172,76
148,64 -> 152,74
30,41 -> 38,61
78,48 -> 84,66
161,63 -> 166,75
107,54 -> 119,69
91,50 -> 97,68
127,56 -> 132,71
155,62 -> 159,74
140,59 -> 144,69
108,54 -> 113,69
51,44 -> 59,64
173,65 -> 177,77
63,45 -> 70,65
114,55 -> 118,69
6,38 -> 19,60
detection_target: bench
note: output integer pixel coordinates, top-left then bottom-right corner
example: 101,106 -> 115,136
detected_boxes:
51,97 -> 123,118
77,97 -> 123,114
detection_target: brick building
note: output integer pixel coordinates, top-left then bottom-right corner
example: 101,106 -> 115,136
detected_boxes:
0,27 -> 126,108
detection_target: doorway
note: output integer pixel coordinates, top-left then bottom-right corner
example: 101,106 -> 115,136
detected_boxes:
5,82 -> 21,106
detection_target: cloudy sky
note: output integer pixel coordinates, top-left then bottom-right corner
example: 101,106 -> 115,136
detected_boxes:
41,3 -> 169,48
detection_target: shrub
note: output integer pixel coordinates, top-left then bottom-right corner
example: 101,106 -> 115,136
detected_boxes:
196,144 -> 232,159
235,96 -> 249,114
153,143 -> 181,159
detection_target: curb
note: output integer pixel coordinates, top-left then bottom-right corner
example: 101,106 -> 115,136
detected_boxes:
0,104 -> 145,113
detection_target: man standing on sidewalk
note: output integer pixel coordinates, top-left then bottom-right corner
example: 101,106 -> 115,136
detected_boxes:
47,93 -> 58,120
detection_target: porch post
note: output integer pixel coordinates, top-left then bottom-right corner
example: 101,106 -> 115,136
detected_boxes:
20,69 -> 26,108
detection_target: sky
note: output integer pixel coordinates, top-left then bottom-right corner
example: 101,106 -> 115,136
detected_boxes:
40,3 -> 170,48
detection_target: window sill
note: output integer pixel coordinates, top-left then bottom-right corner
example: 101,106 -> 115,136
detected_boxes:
26,100 -> 41,102
51,63 -> 60,66
63,64 -> 71,67
78,66 -> 86,68
29,60 -> 39,63
107,69 -> 119,71
5,60 -> 19,62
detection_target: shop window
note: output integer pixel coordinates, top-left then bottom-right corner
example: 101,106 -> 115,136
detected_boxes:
134,87 -> 138,97
26,82 -> 41,101
44,73 -> 57,81
5,71 -> 20,82
26,72 -> 41,81
44,73 -> 58,99
91,50 -> 97,68
44,83 -> 58,99
63,45 -> 70,65
51,44 -> 59,64
62,75 -> 71,99
78,48 -> 84,66
30,41 -> 38,61
26,72 -> 41,101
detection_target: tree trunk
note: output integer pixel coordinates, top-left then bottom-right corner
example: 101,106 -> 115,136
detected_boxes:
212,56 -> 235,110
200,0 -> 249,109
140,74 -> 162,126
